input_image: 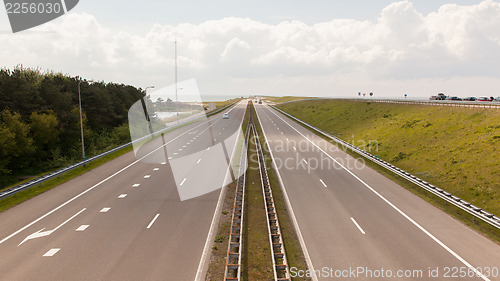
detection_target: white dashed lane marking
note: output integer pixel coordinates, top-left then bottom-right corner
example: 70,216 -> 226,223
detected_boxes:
319,179 -> 327,188
100,208 -> 111,213
43,248 -> 60,257
76,225 -> 89,232
118,194 -> 127,199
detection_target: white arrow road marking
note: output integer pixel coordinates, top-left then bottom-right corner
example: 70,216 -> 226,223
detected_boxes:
18,208 -> 86,246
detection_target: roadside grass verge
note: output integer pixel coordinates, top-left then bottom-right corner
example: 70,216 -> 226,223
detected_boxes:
252,103 -> 311,280
0,146 -> 133,213
263,96 -> 312,104
205,180 -> 237,281
241,127 -> 274,281
276,99 -> 500,243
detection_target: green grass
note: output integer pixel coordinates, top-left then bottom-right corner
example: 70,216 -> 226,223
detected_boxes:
263,96 -> 312,104
252,103 -> 311,280
241,127 -> 274,281
205,180 -> 236,281
277,99 -> 500,216
203,98 -> 242,110
0,146 -> 133,213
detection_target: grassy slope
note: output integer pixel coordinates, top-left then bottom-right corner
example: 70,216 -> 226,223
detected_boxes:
242,128 -> 274,280
263,96 -> 312,104
277,99 -> 500,216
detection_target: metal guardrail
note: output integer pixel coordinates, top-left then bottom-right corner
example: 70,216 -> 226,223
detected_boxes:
355,99 -> 500,109
271,105 -> 500,230
224,121 -> 251,281
0,102 -> 237,201
252,123 -> 291,281
274,97 -> 500,109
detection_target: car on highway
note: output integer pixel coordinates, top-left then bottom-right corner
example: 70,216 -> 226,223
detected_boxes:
463,97 -> 477,101
436,93 -> 447,100
495,97 -> 500,101
223,113 -> 229,119
478,97 -> 492,101
445,96 -> 462,101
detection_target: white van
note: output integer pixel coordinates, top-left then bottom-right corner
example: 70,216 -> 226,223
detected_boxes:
223,113 -> 229,119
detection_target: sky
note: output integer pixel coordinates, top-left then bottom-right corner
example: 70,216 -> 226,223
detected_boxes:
1,0 -> 500,99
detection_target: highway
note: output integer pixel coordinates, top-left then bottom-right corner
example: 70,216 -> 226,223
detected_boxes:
254,103 -> 500,281
0,101 -> 247,281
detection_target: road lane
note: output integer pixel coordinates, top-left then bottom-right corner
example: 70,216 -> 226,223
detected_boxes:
255,103 -> 500,280
0,101 -> 247,281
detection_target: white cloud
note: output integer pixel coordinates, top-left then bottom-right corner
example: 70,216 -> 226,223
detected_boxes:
1,1 -> 500,97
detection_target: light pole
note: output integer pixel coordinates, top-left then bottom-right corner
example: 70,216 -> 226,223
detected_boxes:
145,85 -> 155,97
78,79 -> 93,160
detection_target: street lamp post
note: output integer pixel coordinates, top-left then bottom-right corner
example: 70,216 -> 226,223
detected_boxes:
145,86 -> 154,96
78,79 -> 93,161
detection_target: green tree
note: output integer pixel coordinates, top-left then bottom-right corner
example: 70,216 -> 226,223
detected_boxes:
0,109 -> 35,172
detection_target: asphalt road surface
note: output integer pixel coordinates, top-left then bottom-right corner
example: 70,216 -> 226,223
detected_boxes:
254,103 -> 500,281
0,101 -> 247,281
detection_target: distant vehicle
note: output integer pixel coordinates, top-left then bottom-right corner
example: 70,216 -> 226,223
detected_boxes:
478,97 -> 492,102
429,96 -> 438,100
258,101 -> 262,104
445,96 -> 462,101
463,97 -> 477,101
495,97 -> 500,101
223,113 -> 229,119
436,93 -> 447,100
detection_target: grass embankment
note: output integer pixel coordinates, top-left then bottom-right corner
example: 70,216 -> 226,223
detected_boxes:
263,96 -> 312,104
252,104 -> 311,280
0,146 -> 133,213
203,98 -> 242,110
241,127 -> 274,280
206,101 -> 250,280
277,99 -> 500,241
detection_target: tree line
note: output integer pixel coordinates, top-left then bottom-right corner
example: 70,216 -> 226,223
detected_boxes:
0,66 -> 144,188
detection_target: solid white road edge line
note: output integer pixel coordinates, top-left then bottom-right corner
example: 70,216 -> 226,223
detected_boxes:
351,217 -> 366,235
254,104 -> 318,281
194,100 -> 246,281
266,105 -> 491,281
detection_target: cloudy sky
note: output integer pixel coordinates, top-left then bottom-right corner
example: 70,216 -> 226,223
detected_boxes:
1,0 -> 500,99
